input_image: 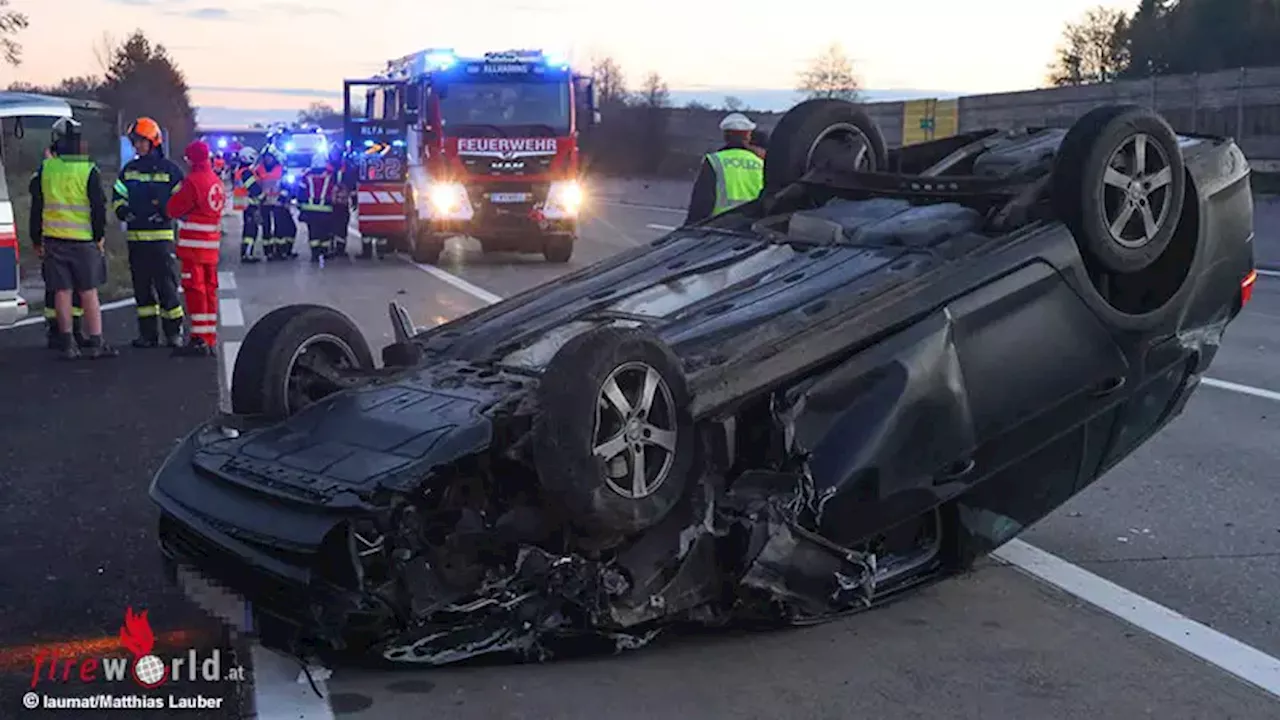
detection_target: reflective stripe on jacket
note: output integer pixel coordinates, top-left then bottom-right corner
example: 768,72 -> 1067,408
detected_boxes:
705,148 -> 764,216
166,165 -> 226,262
255,164 -> 283,205
41,156 -> 96,240
300,171 -> 334,213
114,150 -> 183,242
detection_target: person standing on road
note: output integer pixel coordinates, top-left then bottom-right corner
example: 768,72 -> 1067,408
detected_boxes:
114,117 -> 186,349
234,147 -> 264,262
330,146 -> 355,257
683,113 -> 765,225
29,118 -> 118,360
165,140 -> 226,358
254,148 -> 294,261
299,152 -> 337,262
37,147 -> 86,349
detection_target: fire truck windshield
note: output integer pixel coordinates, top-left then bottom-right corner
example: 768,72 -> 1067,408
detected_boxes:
438,81 -> 570,136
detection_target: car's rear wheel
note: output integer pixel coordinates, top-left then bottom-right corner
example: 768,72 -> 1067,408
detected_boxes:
543,235 -> 574,263
1052,105 -> 1187,275
532,326 -> 695,546
231,304 -> 374,420
764,99 -> 888,192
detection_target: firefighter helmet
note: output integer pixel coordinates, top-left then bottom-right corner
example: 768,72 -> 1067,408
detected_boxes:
51,117 -> 83,150
127,117 -> 163,147
239,147 -> 258,164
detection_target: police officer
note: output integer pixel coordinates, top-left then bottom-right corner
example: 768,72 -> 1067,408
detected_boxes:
114,117 -> 186,348
29,118 -> 117,360
38,149 -> 85,348
683,113 -> 765,225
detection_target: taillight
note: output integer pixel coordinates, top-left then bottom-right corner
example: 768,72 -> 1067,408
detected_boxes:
1240,269 -> 1257,308
0,227 -> 17,265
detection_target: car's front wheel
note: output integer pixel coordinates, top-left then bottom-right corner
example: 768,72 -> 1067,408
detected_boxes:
231,304 -> 374,420
532,326 -> 695,546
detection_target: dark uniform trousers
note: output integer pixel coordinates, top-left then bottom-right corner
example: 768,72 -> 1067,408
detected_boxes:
128,239 -> 183,342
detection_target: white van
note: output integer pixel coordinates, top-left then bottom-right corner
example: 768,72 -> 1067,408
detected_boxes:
0,93 -> 86,326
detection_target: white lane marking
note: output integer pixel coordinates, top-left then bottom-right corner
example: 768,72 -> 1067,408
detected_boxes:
220,297 -> 244,327
1201,377 -> 1280,403
646,224 -> 677,231
218,271 -> 237,290
411,262 -> 504,304
3,297 -> 136,330
599,200 -> 684,214
218,340 -> 238,411
251,645 -> 335,720
994,539 -> 1280,699
1256,269 -> 1280,278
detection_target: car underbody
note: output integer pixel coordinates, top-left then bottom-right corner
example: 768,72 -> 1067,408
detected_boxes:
153,100 -> 1254,668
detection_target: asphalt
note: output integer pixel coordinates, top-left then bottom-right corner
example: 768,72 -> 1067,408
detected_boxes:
0,310 -> 249,717
4,187 -> 1279,719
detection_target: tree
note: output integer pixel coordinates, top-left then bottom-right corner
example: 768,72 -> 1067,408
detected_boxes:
1047,6 -> 1130,86
685,100 -> 711,110
7,76 -> 102,100
0,0 -> 28,67
1121,0 -> 1171,78
98,31 -> 197,155
297,102 -> 342,129
637,71 -> 670,108
797,43 -> 860,101
590,55 -> 629,108
722,95 -> 745,111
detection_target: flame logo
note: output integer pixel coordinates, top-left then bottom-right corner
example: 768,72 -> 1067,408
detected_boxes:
119,607 -> 155,658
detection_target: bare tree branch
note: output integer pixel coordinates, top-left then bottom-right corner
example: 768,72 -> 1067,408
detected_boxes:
1047,6 -> 1131,86
797,43 -> 860,101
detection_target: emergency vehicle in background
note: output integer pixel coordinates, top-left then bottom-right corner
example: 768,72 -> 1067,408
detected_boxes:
343,48 -> 597,264
265,124 -> 334,190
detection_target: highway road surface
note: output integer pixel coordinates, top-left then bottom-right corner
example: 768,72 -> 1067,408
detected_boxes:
3,189 -> 1279,719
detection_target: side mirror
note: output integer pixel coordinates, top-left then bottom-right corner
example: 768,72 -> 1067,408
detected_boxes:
13,117 -> 23,138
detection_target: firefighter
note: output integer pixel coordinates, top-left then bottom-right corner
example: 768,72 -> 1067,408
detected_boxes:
683,113 -> 765,225
166,140 -> 226,358
234,147 -> 264,262
255,147 -> 294,261
330,145 -> 355,257
114,117 -> 186,349
299,152 -> 336,262
29,118 -> 117,360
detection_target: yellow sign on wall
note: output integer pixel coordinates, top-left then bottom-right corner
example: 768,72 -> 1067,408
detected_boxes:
902,98 -> 959,145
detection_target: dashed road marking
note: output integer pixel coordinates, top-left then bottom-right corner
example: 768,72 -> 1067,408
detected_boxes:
220,340 -> 240,397
218,271 -> 237,290
410,261 -> 504,304
646,224 -> 677,231
220,297 -> 244,327
1256,268 -> 1279,278
1201,377 -> 1280,403
994,540 -> 1280,699
251,645 -> 336,720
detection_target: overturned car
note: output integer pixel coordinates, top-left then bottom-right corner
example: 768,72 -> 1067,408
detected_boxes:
151,100 -> 1257,665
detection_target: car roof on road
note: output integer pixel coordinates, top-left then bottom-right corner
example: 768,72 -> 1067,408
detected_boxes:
0,92 -> 75,119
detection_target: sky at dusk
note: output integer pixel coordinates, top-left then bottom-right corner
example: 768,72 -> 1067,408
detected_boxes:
4,0 -> 1134,126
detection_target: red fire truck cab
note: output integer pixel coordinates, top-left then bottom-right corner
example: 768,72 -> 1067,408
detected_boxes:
343,48 -> 596,264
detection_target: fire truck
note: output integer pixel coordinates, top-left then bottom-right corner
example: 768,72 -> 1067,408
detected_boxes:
343,48 -> 596,264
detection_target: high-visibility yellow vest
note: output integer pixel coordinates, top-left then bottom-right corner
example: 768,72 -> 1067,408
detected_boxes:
40,155 -> 96,241
705,148 -> 763,216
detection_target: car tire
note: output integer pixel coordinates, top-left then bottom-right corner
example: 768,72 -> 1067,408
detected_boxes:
1052,105 -> 1187,275
543,236 -> 573,263
532,326 -> 695,544
231,304 -> 374,420
764,99 -> 888,192
410,233 -> 443,265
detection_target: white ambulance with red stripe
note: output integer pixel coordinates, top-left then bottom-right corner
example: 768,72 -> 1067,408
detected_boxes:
343,48 -> 597,264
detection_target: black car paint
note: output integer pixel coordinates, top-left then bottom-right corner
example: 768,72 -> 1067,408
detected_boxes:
149,126 -> 1253,664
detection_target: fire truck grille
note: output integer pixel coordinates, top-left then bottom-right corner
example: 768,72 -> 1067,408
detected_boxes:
460,155 -> 554,177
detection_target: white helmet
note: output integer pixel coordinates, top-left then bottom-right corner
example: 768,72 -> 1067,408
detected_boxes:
239,147 -> 258,163
720,113 -> 756,132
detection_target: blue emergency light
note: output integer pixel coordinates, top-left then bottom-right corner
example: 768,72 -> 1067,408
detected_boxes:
217,137 -> 228,149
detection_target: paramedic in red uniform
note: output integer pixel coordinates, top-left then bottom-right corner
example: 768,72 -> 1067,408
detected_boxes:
165,140 -> 225,358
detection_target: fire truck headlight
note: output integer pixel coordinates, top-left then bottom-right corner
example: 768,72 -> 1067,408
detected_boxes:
548,180 -> 583,214
428,183 -> 466,213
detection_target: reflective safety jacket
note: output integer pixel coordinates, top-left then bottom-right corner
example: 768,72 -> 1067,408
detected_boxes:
255,163 -> 284,206
299,167 -> 335,218
29,155 -> 108,244
232,165 -> 261,208
705,148 -> 764,216
113,149 -> 184,242
166,155 -> 226,263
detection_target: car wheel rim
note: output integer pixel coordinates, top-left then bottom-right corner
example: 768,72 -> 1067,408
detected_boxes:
283,333 -> 360,415
1101,132 -> 1175,250
591,361 -> 678,500
806,122 -> 874,173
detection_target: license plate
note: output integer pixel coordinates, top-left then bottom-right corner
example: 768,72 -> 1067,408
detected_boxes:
489,192 -> 530,203
174,563 -> 254,635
